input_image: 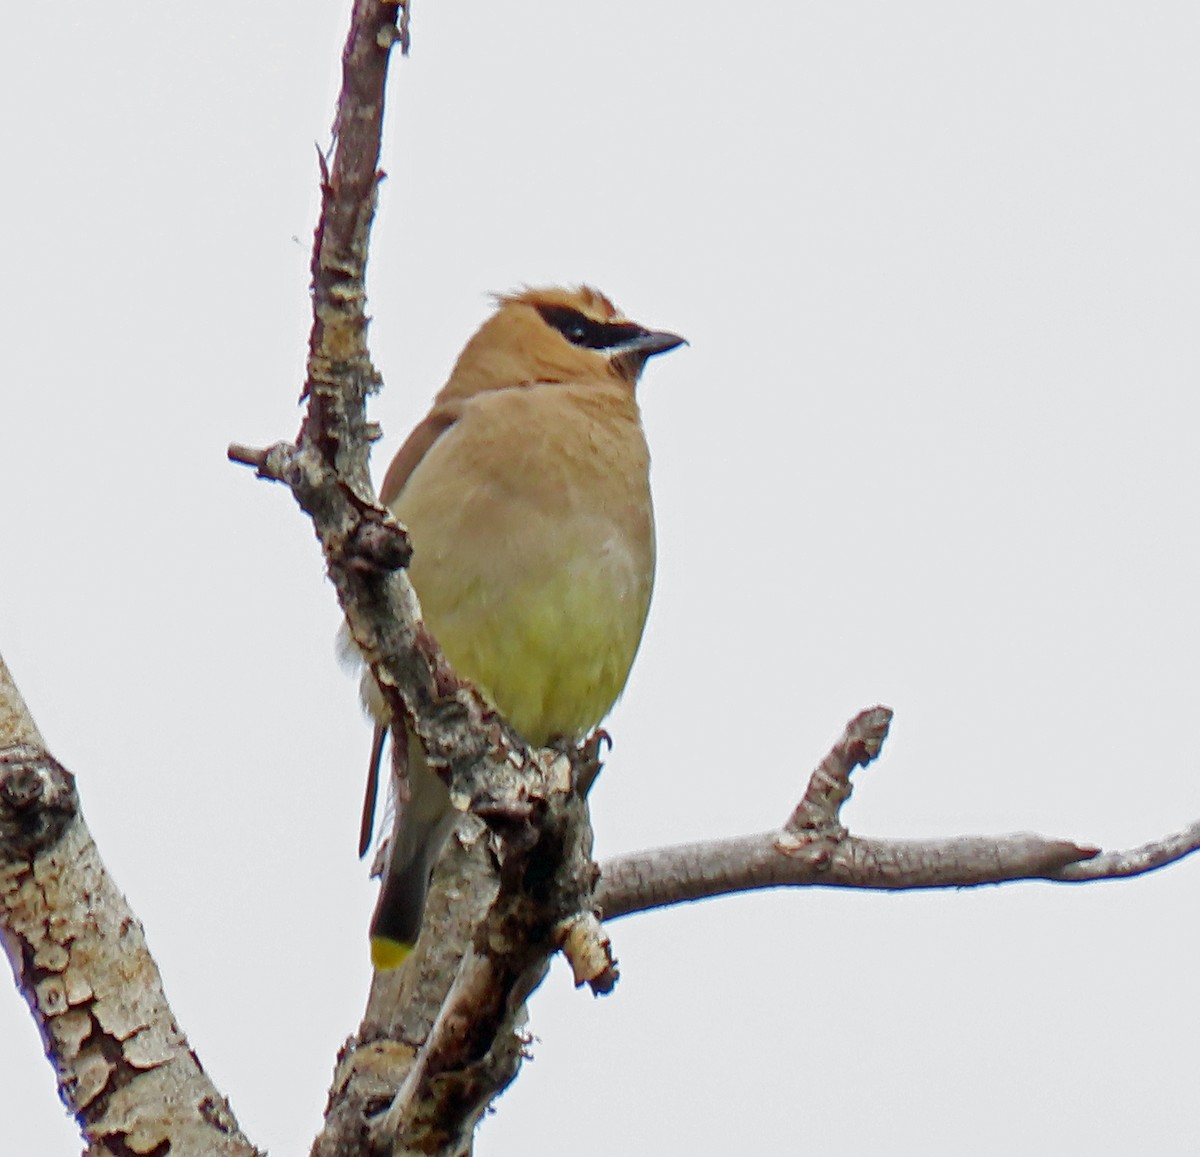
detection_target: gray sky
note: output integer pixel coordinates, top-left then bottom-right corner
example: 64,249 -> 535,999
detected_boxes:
3,2 -> 1198,1153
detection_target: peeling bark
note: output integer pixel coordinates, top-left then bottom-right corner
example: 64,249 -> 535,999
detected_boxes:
0,657 -> 259,1157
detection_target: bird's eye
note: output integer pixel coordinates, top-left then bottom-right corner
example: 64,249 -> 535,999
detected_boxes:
535,305 -> 598,347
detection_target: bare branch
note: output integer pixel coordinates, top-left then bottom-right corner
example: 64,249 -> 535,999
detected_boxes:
0,652 -> 45,752
227,440 -> 296,482
783,704 -> 892,841
558,912 -> 619,994
0,654 -> 260,1157
1051,821 -> 1200,880
596,709 -> 1197,921
221,2 -> 611,1152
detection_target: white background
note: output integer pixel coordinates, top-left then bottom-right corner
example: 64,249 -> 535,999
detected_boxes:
3,2 -> 1198,1153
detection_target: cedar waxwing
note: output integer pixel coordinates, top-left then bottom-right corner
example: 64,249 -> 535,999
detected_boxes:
354,286 -> 684,969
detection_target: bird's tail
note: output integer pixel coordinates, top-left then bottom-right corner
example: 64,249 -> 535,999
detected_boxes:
369,739 -> 457,970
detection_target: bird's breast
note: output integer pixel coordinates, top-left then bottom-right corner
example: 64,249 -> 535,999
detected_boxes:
393,383 -> 655,746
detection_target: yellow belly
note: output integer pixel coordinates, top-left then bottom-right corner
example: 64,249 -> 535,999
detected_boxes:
418,557 -> 651,746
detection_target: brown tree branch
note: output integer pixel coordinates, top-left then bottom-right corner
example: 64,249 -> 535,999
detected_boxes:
0,654 -> 261,1157
1051,823 -> 1200,880
226,3 -> 612,1154
595,708 -> 1197,922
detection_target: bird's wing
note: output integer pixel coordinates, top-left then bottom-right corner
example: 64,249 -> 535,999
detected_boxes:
359,723 -> 388,858
379,402 -> 461,508
360,401 -> 461,856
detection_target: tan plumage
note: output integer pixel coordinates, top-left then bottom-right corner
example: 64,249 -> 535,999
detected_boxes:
358,286 -> 684,968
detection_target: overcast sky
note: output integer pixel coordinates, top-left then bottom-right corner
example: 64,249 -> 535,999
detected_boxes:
3,2 -> 1199,1153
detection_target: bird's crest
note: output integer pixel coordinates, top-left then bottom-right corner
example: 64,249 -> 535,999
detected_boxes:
495,285 -> 623,323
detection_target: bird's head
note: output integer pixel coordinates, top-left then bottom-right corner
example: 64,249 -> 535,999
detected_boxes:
439,285 -> 685,400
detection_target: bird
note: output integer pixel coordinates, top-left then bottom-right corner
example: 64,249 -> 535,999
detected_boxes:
352,285 -> 684,970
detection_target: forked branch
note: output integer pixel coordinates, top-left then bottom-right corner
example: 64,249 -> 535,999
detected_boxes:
597,708 -> 1198,921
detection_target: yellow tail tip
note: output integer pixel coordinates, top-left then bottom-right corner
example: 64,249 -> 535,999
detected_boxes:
371,936 -> 414,971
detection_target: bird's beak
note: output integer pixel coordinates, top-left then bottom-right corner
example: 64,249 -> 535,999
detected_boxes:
622,328 -> 687,359
610,326 -> 687,382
